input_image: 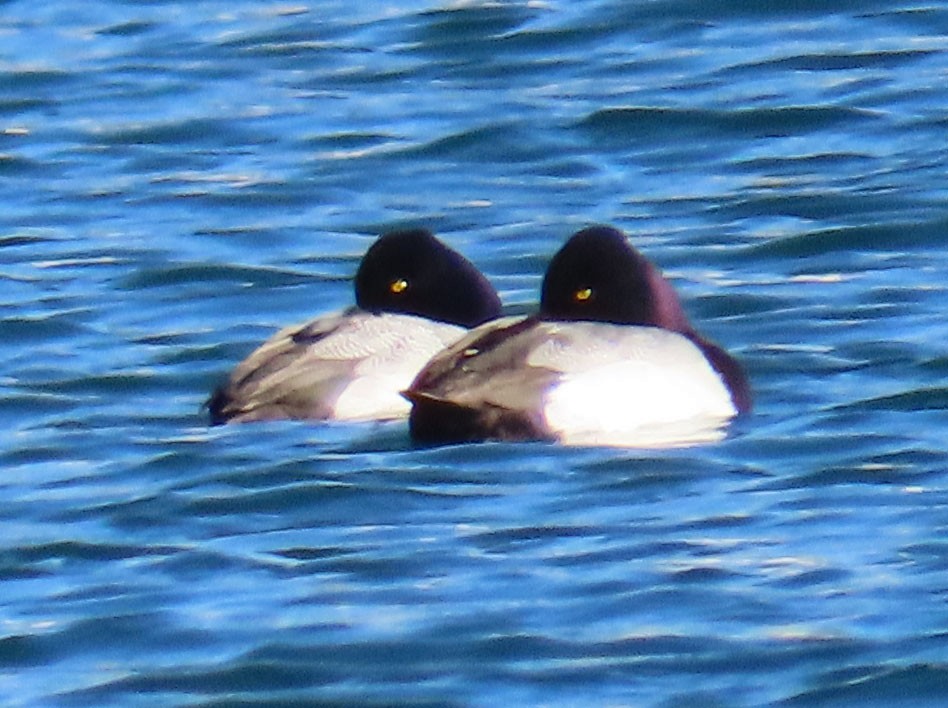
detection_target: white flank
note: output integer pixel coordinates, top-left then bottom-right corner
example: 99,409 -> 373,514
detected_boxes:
536,324 -> 737,448
328,314 -> 465,421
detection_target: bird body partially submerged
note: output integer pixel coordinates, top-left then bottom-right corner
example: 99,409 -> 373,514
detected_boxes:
208,229 -> 501,425
405,226 -> 750,448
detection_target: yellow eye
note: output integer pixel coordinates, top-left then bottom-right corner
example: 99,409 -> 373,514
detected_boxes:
390,278 -> 409,294
574,287 -> 593,302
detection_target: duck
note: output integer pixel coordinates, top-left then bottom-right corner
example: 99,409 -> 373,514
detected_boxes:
207,228 -> 502,425
403,225 -> 751,448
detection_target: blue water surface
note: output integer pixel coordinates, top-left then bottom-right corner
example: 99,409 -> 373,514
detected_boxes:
2,1 -> 948,705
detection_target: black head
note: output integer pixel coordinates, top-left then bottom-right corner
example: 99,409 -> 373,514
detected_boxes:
540,225 -> 693,333
354,229 -> 502,327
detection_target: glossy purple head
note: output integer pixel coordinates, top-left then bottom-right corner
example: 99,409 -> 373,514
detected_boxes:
539,225 -> 693,334
355,229 -> 502,327
540,225 -> 753,413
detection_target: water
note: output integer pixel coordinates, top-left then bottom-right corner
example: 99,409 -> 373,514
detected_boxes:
2,1 -> 948,705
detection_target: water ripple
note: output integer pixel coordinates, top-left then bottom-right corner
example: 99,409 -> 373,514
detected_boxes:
2,0 -> 948,706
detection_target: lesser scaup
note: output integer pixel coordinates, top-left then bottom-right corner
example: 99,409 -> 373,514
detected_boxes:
404,225 -> 750,447
208,228 -> 502,424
